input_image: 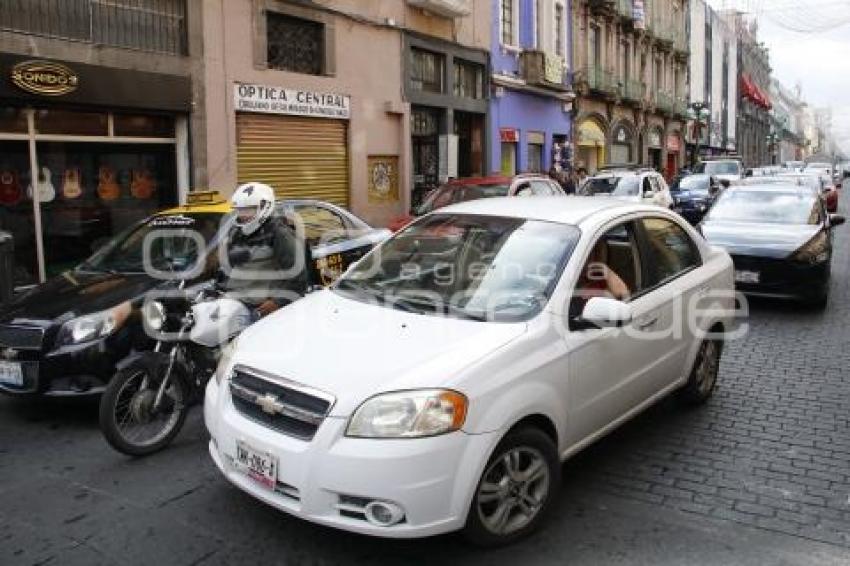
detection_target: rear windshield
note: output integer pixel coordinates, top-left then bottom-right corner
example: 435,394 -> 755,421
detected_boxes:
579,175 -> 640,196
695,161 -> 741,176
706,190 -> 820,225
416,183 -> 510,215
675,175 -> 711,194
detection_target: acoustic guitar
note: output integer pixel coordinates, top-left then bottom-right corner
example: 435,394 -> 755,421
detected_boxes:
61,168 -> 83,199
0,170 -> 23,206
130,169 -> 156,200
97,165 -> 121,201
27,166 -> 56,203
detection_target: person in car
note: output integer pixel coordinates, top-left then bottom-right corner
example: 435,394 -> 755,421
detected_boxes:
577,240 -> 630,301
223,182 -> 312,318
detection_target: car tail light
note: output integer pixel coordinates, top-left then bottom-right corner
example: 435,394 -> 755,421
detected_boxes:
789,232 -> 828,264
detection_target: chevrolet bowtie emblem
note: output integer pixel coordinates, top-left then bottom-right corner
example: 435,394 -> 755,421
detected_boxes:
257,392 -> 282,415
1,347 -> 18,360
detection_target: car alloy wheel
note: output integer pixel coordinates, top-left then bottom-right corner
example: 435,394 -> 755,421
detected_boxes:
694,340 -> 720,396
476,446 -> 551,536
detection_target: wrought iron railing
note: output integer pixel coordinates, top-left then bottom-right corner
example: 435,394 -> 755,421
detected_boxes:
622,79 -> 644,103
0,0 -> 187,55
655,91 -> 675,114
586,65 -> 618,95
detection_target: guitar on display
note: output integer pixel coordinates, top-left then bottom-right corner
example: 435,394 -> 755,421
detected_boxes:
0,170 -> 23,206
61,168 -> 83,199
130,169 -> 156,200
97,165 -> 121,201
27,166 -> 56,203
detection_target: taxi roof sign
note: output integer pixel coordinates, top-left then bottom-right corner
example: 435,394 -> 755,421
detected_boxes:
186,190 -> 225,206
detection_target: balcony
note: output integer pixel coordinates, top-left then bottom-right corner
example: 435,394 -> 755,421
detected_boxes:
0,0 -> 188,55
674,97 -> 689,119
622,79 -> 645,106
520,50 -> 567,91
655,91 -> 675,115
588,0 -> 616,16
585,65 -> 618,98
615,0 -> 633,21
407,0 -> 471,17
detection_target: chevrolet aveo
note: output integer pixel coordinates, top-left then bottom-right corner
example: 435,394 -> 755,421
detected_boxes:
205,197 -> 735,546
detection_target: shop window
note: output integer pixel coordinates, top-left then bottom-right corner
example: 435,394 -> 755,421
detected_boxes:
0,108 -> 27,133
267,12 -> 324,75
501,143 -> 517,176
453,59 -> 485,99
35,109 -> 108,136
410,48 -> 445,94
528,132 -> 545,173
113,114 -> 175,138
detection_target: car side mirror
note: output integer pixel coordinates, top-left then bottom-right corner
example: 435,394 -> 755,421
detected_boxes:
745,169 -> 753,177
579,297 -> 634,328
719,179 -> 730,188
829,214 -> 845,227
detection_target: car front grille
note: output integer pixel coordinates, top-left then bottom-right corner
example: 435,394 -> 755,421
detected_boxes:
229,365 -> 334,441
0,325 -> 45,350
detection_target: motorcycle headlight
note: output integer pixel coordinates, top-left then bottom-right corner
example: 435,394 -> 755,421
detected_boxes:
142,300 -> 166,332
57,301 -> 131,346
346,389 -> 468,438
790,232 -> 829,264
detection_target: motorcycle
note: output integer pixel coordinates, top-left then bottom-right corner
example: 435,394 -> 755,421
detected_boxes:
99,279 -> 253,456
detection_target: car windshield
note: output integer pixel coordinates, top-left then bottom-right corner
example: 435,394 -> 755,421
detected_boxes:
579,175 -> 641,196
695,161 -> 741,176
675,175 -> 711,194
334,214 -> 580,321
416,183 -> 511,215
706,190 -> 820,225
79,212 -> 226,274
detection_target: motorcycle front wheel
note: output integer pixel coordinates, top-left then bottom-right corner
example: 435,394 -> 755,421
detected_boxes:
99,362 -> 189,457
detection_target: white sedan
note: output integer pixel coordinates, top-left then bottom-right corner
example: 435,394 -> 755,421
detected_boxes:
204,197 -> 735,545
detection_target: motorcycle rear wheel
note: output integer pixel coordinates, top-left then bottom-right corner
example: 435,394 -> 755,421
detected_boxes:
99,363 -> 189,457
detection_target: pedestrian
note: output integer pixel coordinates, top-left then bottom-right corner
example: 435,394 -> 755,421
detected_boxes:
576,167 -> 588,187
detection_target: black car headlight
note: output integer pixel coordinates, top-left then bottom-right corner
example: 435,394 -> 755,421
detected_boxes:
790,232 -> 829,265
56,301 -> 131,346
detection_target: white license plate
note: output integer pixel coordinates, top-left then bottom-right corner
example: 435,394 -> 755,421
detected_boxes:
235,441 -> 277,490
0,361 -> 23,386
734,270 -> 761,284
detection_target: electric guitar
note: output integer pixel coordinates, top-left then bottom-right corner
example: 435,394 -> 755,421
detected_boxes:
97,166 -> 121,201
0,170 -> 23,206
27,166 -> 56,203
61,168 -> 83,199
130,169 -> 156,200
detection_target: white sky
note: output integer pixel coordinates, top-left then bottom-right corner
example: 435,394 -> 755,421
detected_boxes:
708,0 -> 850,154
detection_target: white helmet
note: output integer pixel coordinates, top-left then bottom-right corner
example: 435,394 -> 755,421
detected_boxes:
231,182 -> 275,236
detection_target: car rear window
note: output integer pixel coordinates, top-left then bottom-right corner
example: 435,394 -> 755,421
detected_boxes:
579,175 -> 640,196
706,190 -> 820,225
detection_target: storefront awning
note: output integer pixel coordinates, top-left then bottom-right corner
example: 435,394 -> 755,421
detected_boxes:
577,120 -> 605,147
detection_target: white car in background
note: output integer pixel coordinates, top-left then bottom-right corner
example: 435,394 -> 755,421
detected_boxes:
205,197 -> 734,545
694,159 -> 744,183
578,167 -> 675,208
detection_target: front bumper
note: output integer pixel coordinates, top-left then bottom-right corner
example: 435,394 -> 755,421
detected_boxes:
732,255 -> 830,301
204,378 -> 498,538
0,331 -> 131,396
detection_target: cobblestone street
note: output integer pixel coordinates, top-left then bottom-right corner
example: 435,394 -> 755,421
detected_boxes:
1,192 -> 849,565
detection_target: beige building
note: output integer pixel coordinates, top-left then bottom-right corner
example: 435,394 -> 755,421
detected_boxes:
200,0 -> 490,227
571,0 -> 689,178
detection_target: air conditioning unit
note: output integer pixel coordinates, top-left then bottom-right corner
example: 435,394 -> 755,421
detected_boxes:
407,0 -> 472,18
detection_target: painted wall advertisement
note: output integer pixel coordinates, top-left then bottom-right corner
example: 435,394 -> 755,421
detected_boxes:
633,1 -> 646,30
234,83 -> 351,119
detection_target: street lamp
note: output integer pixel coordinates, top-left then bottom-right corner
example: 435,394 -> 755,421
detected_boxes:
687,102 -> 712,169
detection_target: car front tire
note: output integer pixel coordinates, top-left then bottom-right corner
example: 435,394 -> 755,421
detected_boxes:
463,426 -> 560,547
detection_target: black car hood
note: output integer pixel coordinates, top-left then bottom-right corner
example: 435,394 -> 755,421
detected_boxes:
0,271 -> 162,326
700,221 -> 820,258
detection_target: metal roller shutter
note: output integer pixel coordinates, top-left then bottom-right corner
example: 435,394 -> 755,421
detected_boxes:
236,113 -> 349,206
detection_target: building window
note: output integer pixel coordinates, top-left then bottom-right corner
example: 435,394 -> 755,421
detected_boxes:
528,132 -> 545,172
555,3 -> 564,56
589,24 -> 601,68
501,0 -> 515,45
453,59 -> 485,99
411,48 -> 445,94
267,12 -> 324,75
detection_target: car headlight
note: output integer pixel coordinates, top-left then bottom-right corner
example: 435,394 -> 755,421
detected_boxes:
57,301 -> 131,346
346,389 -> 468,438
142,300 -> 166,332
214,337 -> 239,385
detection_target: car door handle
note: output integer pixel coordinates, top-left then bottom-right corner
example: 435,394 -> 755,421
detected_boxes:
636,317 -> 658,330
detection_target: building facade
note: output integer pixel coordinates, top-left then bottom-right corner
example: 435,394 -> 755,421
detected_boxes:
769,79 -> 806,163
491,0 -> 573,176
687,1 -> 738,164
726,13 -> 772,168
0,0 -> 200,287
202,0 -> 489,228
570,0 -> 689,179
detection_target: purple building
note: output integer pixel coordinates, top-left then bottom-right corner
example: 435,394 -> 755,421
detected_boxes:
491,0 -> 573,175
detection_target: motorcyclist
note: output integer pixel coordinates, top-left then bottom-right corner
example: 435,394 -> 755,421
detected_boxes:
222,182 -> 312,319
